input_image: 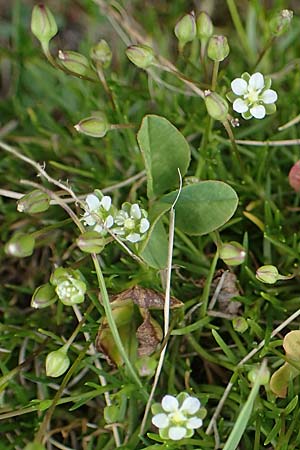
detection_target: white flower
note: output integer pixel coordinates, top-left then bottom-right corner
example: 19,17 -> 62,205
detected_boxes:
151,393 -> 203,441
113,202 -> 150,243
227,72 -> 278,120
83,193 -> 115,234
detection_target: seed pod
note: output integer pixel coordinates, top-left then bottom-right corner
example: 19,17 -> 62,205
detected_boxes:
74,113 -> 109,138
220,241 -> 246,266
207,35 -> 230,61
204,90 -> 228,121
5,232 -> 35,258
126,45 -> 155,69
31,283 -> 58,309
174,12 -> 197,49
196,12 -> 213,42
77,231 -> 106,253
17,189 -> 50,214
90,40 -> 112,68
31,4 -> 58,47
46,346 -> 70,378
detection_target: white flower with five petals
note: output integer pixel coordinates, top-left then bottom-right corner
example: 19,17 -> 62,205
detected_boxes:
227,72 -> 278,120
83,194 -> 115,233
114,202 -> 150,243
151,393 -> 204,441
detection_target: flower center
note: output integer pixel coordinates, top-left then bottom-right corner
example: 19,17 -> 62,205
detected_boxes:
169,410 -> 186,425
124,218 -> 136,230
245,87 -> 260,104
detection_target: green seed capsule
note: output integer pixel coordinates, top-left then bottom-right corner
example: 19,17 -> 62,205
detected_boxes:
126,45 -> 155,69
17,189 -> 50,214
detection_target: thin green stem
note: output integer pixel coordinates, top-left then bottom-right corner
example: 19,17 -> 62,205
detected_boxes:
195,116 -> 213,179
199,248 -> 219,318
211,61 -> 220,91
222,119 -> 245,176
226,0 -> 255,62
91,253 -> 148,400
253,36 -> 275,71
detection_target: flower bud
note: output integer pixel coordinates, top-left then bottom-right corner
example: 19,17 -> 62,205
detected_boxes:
24,443 -> 46,450
232,316 -> 248,333
174,12 -> 196,50
31,4 -> 58,48
269,9 -> 293,37
17,189 -> 50,214
196,12 -> 213,42
51,267 -> 86,306
207,35 -> 230,61
31,283 -> 58,309
74,113 -> 109,138
248,365 -> 270,385
58,50 -> 94,77
204,90 -> 228,121
256,265 -> 279,284
4,232 -> 35,258
220,241 -> 246,266
256,265 -> 293,284
135,355 -> 157,377
126,44 -> 155,69
46,346 -> 70,378
90,40 -> 112,69
77,230 -> 106,253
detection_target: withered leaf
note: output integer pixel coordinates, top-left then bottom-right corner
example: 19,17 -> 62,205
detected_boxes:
136,309 -> 163,357
211,270 -> 241,315
96,286 -> 182,366
110,285 -> 183,309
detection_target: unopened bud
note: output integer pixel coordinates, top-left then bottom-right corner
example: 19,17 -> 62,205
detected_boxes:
174,12 -> 196,49
74,113 -> 109,138
256,265 -> 279,284
24,443 -> 46,450
17,189 -> 50,214
90,40 -> 112,68
196,12 -> 213,42
232,316 -> 248,333
31,4 -> 58,47
220,241 -> 246,266
126,44 -> 155,69
204,90 -> 228,121
50,267 -> 86,306
207,35 -> 230,61
270,9 -> 293,37
58,50 -> 94,77
5,232 -> 35,258
77,231 -> 106,253
248,365 -> 270,385
46,346 -> 70,378
31,283 -> 58,309
135,355 -> 157,377
256,264 -> 292,284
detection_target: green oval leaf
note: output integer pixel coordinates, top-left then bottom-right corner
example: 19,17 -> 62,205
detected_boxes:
137,114 -> 191,199
160,181 -> 238,235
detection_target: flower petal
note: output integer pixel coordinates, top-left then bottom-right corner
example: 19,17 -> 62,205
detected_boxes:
126,233 -> 141,243
249,72 -> 264,90
152,413 -> 169,428
105,215 -> 114,228
101,196 -> 112,211
94,224 -> 103,233
261,89 -> 278,104
162,395 -> 179,412
186,417 -> 203,429
130,203 -> 141,219
140,218 -> 150,233
168,426 -> 187,441
250,104 -> 266,119
231,78 -> 247,95
86,194 -> 100,211
233,98 -> 248,113
83,212 -> 96,226
181,396 -> 200,415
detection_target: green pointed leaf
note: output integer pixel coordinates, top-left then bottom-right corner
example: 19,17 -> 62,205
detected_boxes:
137,114 -> 191,199
160,181 -> 238,235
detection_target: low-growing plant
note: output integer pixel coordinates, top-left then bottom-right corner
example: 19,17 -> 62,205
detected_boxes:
1,1 -> 300,449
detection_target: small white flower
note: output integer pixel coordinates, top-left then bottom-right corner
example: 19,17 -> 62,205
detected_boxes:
113,202 -> 150,243
151,393 -> 203,441
83,193 -> 115,234
227,72 -> 278,120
